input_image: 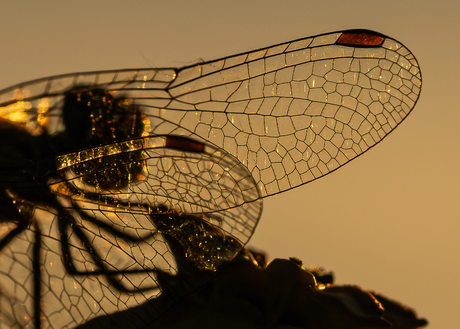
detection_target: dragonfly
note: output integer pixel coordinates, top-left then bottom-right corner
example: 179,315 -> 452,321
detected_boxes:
0,29 -> 421,328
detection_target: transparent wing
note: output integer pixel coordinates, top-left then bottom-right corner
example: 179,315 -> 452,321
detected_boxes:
55,135 -> 262,247
0,29 -> 422,328
0,136 -> 262,327
0,29 -> 422,197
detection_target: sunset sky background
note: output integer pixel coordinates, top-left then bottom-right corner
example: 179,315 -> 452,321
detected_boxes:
1,1 -> 458,327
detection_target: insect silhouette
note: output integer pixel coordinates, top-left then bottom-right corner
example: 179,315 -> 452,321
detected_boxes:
0,29 -> 421,328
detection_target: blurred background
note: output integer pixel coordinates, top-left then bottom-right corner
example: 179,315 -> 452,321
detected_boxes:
0,1 -> 457,327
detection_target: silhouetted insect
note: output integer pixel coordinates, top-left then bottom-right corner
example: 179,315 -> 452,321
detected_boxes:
0,29 -> 421,328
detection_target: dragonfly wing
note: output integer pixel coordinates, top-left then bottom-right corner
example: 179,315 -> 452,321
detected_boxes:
0,30 -> 422,198
0,135 -> 262,327
56,135 -> 262,245
0,29 -> 422,328
161,30 -> 422,196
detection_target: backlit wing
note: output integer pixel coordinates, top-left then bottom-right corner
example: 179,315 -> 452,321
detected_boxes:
0,29 -> 422,328
0,29 -> 422,198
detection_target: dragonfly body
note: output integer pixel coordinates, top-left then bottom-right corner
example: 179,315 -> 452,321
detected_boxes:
0,86 -> 150,244
0,30 -> 421,328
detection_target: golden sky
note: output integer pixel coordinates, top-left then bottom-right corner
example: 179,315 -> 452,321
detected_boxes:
0,1 -> 458,327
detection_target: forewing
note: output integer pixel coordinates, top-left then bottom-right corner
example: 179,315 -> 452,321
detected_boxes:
0,30 -> 421,198
163,30 -> 422,196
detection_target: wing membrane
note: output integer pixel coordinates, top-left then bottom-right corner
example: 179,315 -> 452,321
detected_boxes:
0,29 -> 422,198
0,136 -> 262,327
0,29 -> 421,327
